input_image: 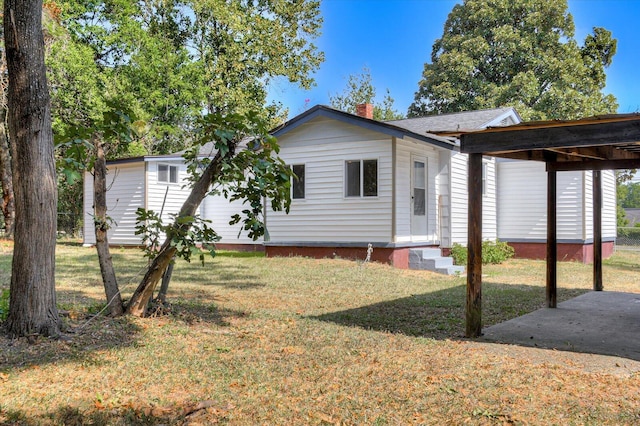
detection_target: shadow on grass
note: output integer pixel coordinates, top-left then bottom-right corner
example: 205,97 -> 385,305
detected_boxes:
171,263 -> 266,290
155,299 -> 248,327
0,299 -> 247,373
0,402 -> 229,425
603,256 -> 640,273
312,283 -> 640,362
0,314 -> 143,372
311,283 -> 587,340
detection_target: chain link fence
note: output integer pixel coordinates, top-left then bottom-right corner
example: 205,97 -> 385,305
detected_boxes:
617,227 -> 640,248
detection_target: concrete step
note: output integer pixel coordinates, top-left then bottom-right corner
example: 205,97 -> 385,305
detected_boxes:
409,256 -> 453,270
409,248 -> 442,260
408,248 -> 465,275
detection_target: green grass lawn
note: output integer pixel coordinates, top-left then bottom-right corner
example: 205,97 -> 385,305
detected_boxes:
0,242 -> 639,424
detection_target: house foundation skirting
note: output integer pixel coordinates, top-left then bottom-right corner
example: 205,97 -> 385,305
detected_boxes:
264,243 -> 441,269
505,240 -> 615,264
215,242 -> 264,252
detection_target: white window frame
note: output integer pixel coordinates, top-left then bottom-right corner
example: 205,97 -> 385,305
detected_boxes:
344,159 -> 378,198
158,163 -> 179,184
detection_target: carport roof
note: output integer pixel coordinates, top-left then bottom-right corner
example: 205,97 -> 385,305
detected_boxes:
460,113 -> 640,171
459,112 -> 640,339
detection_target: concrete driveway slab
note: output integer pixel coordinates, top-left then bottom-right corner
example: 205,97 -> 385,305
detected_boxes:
480,291 -> 640,361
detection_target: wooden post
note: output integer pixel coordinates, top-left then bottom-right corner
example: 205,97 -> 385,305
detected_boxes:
593,170 -> 603,291
466,153 -> 483,337
546,170 -> 557,308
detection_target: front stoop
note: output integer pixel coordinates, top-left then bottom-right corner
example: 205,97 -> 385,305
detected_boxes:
408,248 -> 465,275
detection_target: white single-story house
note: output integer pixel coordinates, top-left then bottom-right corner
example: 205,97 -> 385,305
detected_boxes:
83,105 -> 616,268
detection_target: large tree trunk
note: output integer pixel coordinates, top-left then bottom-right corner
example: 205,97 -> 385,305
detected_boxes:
93,139 -> 124,316
4,0 -> 60,337
0,110 -> 15,239
126,148 -> 227,316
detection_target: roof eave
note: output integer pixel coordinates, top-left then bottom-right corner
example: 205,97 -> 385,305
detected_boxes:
272,105 -> 456,150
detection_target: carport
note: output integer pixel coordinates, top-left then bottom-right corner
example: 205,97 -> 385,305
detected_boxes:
460,113 -> 640,337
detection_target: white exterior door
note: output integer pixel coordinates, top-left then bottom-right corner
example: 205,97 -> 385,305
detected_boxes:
411,157 -> 428,240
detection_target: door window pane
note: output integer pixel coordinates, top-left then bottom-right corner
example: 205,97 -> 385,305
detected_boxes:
413,160 -> 425,215
414,188 -> 426,216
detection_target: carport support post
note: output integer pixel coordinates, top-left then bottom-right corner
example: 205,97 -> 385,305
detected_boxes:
546,170 -> 557,308
466,153 -> 483,337
593,170 -> 603,291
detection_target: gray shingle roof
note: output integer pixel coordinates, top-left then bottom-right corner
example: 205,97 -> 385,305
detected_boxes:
386,107 -> 517,133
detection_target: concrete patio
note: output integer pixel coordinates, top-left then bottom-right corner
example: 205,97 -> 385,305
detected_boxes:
479,291 -> 640,362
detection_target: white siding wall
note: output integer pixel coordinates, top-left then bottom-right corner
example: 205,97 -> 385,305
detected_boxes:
497,161 -> 588,241
602,170 -> 616,239
450,153 -> 468,245
83,162 -> 146,246
83,170 -> 95,245
146,160 -> 191,226
394,138 -> 444,244
483,157 -> 498,240
581,169 -> 616,240
266,117 -> 393,242
201,194 -> 261,244
449,153 -> 498,245
583,172 -> 592,242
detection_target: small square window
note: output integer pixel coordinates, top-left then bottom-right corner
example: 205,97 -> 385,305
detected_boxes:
158,164 -> 179,183
292,164 -> 305,199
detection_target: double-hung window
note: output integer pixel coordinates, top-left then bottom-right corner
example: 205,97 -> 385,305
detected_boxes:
291,164 -> 305,199
345,159 -> 377,197
158,164 -> 179,184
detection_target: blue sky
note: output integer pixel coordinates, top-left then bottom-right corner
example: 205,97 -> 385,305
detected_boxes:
267,0 -> 640,118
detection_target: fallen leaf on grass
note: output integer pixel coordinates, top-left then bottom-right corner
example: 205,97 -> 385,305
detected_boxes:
143,405 -> 173,417
281,346 -> 305,355
309,410 -> 337,424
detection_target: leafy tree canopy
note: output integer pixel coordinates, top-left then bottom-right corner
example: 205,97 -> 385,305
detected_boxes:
330,67 -> 404,121
619,182 -> 640,209
55,0 -> 324,154
408,0 -> 618,120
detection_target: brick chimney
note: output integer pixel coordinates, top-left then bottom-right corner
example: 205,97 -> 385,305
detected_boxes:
355,103 -> 374,119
